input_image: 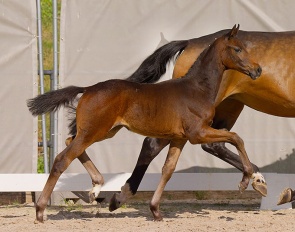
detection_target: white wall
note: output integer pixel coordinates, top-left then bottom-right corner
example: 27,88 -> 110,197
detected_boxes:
59,0 -> 295,174
0,0 -> 37,173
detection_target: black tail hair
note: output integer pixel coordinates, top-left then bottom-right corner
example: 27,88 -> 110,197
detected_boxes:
126,40 -> 188,83
27,86 -> 84,116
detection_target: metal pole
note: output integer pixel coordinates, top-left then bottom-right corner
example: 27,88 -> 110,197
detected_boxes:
36,0 -> 49,173
50,0 -> 59,168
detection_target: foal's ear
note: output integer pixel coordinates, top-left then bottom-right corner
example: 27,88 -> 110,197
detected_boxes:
227,24 -> 240,40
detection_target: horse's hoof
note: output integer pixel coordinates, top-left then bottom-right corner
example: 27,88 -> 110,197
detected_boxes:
252,182 -> 267,197
89,184 -> 102,203
109,193 -> 120,212
251,172 -> 267,197
34,219 -> 43,224
151,211 -> 163,222
153,216 -> 163,222
277,188 -> 292,205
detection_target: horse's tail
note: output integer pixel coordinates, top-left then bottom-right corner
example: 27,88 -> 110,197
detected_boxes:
27,86 -> 84,116
126,40 -> 188,83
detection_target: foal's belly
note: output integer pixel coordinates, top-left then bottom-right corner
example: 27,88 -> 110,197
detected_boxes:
123,114 -> 187,140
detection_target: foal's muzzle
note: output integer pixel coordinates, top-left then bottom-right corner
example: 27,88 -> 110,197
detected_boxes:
249,65 -> 262,80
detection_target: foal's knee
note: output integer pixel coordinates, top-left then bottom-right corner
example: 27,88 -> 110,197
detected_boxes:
51,157 -> 67,176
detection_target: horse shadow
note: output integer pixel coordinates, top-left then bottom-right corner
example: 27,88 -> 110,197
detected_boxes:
45,201 -> 263,221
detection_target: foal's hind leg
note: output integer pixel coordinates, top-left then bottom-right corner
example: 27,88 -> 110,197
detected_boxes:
149,140 -> 186,221
109,137 -> 170,211
66,137 -> 104,203
35,137 -> 93,223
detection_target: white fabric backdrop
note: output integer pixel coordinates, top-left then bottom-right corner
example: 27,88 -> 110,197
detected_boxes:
0,0 -> 37,173
59,0 -> 295,174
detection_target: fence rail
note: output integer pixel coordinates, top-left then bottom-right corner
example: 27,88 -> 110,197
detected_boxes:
0,173 -> 293,210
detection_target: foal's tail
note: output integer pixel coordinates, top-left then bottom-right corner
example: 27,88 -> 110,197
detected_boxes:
126,40 -> 188,83
27,86 -> 84,116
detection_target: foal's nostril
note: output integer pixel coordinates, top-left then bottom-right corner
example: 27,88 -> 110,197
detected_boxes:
257,66 -> 262,76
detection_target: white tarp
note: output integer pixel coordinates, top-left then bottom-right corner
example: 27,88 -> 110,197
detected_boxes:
59,0 -> 295,174
0,0 -> 37,173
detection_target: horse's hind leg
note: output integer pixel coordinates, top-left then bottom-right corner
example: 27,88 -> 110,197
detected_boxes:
66,137 -> 104,203
149,140 -> 186,221
35,137 -> 92,223
202,142 -> 259,172
109,137 -> 170,211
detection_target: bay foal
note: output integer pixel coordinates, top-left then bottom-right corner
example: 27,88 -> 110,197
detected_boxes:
28,25 -> 263,222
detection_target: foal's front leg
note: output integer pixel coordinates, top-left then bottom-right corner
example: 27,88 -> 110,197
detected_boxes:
189,126 -> 267,196
109,138 -> 170,211
149,140 -> 186,221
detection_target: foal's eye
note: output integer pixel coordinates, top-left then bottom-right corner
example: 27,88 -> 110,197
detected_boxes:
234,47 -> 242,53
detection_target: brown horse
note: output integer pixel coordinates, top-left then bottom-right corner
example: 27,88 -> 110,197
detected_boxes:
108,28 -> 295,209
28,25 -> 263,222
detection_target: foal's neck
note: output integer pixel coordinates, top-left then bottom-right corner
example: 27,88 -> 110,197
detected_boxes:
185,44 -> 225,102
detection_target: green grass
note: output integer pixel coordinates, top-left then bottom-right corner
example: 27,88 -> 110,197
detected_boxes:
37,0 -> 61,173
195,191 -> 207,200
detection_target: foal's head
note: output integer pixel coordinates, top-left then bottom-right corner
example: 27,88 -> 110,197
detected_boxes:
217,24 -> 262,80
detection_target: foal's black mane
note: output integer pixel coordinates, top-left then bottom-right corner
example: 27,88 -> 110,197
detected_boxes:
181,43 -> 211,79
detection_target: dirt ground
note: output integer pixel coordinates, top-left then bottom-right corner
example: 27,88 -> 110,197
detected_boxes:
0,191 -> 294,232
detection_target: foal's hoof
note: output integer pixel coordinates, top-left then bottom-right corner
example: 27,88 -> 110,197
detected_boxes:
34,219 -> 43,224
109,193 -> 120,212
252,182 -> 267,197
251,172 -> 267,197
277,188 -> 292,205
153,215 -> 163,222
89,184 -> 102,203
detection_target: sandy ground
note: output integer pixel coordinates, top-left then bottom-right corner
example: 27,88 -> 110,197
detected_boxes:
0,195 -> 294,232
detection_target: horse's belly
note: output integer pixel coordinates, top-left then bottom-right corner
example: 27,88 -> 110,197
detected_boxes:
234,90 -> 295,117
